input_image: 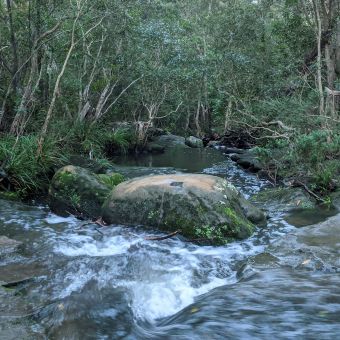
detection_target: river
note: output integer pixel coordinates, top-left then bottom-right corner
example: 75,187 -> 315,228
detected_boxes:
0,147 -> 339,339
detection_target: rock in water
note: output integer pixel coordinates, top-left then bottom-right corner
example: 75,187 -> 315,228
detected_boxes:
185,136 -> 204,148
152,134 -> 189,149
251,187 -> 316,212
49,165 -> 124,217
102,174 -> 266,244
0,236 -> 22,255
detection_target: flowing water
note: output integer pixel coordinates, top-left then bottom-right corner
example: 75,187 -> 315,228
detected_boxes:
0,148 -> 339,339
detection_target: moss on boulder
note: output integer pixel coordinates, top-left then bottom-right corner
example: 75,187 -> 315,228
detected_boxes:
49,165 -> 124,217
251,187 -> 316,212
102,174 -> 266,244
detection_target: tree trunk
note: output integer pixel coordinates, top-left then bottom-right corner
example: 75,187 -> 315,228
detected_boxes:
37,8 -> 81,156
6,0 -> 19,94
335,20 -> 340,77
313,0 -> 325,115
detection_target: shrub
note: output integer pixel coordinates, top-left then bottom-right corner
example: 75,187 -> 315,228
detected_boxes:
0,134 -> 62,196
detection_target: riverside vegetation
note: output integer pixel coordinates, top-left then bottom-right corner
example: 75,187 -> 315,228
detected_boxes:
0,0 -> 339,201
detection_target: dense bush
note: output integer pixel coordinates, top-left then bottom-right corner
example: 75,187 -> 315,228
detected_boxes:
0,135 -> 62,195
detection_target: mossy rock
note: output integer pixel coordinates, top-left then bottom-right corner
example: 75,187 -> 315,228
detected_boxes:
65,155 -> 112,174
185,136 -> 204,148
49,165 -> 124,217
152,134 -> 189,149
330,190 -> 340,210
102,174 -> 266,245
251,187 -> 316,212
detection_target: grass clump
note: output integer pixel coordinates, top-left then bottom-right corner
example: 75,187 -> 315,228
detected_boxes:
0,134 -> 62,196
97,173 -> 125,189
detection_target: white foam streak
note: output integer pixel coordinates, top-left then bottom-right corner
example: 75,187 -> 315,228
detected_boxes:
53,232 -> 259,321
55,234 -> 140,257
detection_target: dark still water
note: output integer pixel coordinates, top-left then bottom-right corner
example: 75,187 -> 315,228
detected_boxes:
0,148 -> 339,339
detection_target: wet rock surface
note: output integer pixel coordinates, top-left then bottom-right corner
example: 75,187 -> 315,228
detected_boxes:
102,173 -> 266,243
185,136 -> 204,148
152,134 -> 189,149
0,236 -> 22,255
269,213 -> 340,271
49,165 -> 124,217
251,187 -> 317,212
229,150 -> 263,172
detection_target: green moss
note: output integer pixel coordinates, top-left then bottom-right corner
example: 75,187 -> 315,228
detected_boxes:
0,191 -> 21,201
195,225 -> 226,245
252,187 -> 290,202
97,173 -> 125,189
55,170 -> 76,187
147,209 -> 162,222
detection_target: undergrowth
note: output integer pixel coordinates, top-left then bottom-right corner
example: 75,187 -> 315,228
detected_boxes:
0,120 -> 138,198
256,129 -> 340,194
0,134 -> 62,196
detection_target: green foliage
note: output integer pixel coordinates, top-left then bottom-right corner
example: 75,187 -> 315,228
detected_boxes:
51,120 -> 136,158
97,173 -> 125,189
311,162 -> 339,194
256,130 -> 340,193
0,0 -> 339,198
104,128 -> 135,154
0,134 -> 62,196
294,131 -> 340,166
195,225 -> 225,245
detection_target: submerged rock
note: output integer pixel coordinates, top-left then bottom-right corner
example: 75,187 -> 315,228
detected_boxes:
49,165 -> 124,217
109,165 -> 180,179
270,213 -> 340,271
223,147 -> 246,155
207,140 -> 220,148
0,236 -> 22,255
102,174 -> 266,244
185,136 -> 204,148
146,142 -> 165,154
251,187 -> 316,212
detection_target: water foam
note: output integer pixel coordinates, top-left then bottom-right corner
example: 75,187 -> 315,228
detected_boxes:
53,231 -> 262,321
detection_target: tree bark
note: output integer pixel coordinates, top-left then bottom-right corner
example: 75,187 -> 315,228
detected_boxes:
37,7 -> 81,156
6,0 -> 19,94
313,0 -> 325,115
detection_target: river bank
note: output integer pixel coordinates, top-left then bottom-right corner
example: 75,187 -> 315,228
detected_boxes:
0,130 -> 339,206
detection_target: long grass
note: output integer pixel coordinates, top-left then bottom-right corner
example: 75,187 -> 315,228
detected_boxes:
0,134 -> 62,195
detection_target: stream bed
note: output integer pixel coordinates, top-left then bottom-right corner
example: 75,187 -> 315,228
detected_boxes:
0,148 -> 339,339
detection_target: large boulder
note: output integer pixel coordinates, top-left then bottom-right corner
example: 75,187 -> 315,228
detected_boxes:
49,165 -> 124,217
102,174 -> 266,244
230,150 -> 263,172
146,142 -> 165,154
152,134 -> 189,149
185,136 -> 204,148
